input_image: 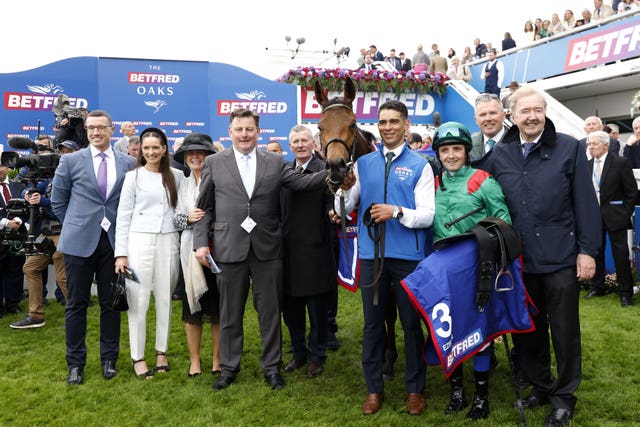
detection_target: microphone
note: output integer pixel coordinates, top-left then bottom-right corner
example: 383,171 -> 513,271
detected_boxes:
7,137 -> 36,150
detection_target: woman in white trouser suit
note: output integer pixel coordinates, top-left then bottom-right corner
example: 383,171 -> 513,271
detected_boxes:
115,127 -> 183,379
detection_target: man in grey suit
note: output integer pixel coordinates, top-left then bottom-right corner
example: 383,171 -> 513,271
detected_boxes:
194,109 -> 327,391
469,93 -> 510,162
52,110 -> 136,385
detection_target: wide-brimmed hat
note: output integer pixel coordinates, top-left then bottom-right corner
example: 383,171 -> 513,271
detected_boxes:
174,132 -> 217,164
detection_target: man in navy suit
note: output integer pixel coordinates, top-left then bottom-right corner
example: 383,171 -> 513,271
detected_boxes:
585,131 -> 637,307
52,110 -> 136,385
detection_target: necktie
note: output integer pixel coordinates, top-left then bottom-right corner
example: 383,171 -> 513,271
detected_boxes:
97,152 -> 107,200
296,165 -> 304,173
594,158 -> 602,204
522,142 -> 535,158
385,151 -> 396,179
240,154 -> 254,196
487,139 -> 495,150
1,182 -> 11,203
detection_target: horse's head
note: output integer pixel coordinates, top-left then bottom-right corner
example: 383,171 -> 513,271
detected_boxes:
315,78 -> 358,191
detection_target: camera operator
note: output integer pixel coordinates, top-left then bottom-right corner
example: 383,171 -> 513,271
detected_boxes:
0,164 -> 26,318
53,109 -> 89,149
9,141 -> 79,329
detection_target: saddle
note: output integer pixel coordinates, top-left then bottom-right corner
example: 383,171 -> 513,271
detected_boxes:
433,217 -> 521,311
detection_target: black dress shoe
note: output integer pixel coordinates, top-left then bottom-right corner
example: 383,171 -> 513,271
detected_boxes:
284,358 -> 306,373
102,360 -> 118,379
584,290 -> 605,300
621,296 -> 633,307
544,408 -> 573,427
212,375 -> 235,391
68,367 -> 84,385
514,390 -> 549,408
264,373 -> 285,390
307,361 -> 324,378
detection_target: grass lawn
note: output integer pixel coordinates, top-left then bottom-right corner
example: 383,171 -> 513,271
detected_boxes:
0,286 -> 638,426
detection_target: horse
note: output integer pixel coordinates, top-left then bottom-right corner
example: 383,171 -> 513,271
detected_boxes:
314,78 -> 400,380
314,77 -> 373,192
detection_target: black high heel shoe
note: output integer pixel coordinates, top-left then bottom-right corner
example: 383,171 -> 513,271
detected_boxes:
154,351 -> 170,373
132,359 -> 153,380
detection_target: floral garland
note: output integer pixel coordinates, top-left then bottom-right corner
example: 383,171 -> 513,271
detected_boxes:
277,66 -> 450,95
631,89 -> 640,116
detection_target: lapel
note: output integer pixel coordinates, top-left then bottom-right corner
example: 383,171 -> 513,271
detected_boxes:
81,148 -> 101,198
253,149 -> 268,196
600,155 -> 613,185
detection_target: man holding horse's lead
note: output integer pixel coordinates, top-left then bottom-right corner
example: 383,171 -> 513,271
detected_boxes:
334,100 -> 435,416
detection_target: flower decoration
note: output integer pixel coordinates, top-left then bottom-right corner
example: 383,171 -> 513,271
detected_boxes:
277,66 -> 450,95
631,89 -> 640,116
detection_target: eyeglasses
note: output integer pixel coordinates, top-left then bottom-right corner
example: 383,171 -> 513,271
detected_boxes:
85,125 -> 111,132
475,93 -> 500,104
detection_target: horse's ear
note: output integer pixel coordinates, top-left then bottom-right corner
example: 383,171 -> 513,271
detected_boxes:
314,81 -> 327,107
344,77 -> 356,104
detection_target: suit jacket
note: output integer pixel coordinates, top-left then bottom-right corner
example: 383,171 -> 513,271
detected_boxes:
623,143 -> 640,168
469,125 -> 510,162
51,147 -> 136,257
281,156 -> 336,297
193,148 -> 327,263
590,154 -> 637,231
578,137 -> 620,157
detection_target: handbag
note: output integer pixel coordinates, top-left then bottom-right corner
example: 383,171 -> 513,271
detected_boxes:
109,272 -> 129,312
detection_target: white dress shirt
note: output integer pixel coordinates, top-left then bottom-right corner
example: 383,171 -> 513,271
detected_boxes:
90,145 -> 117,198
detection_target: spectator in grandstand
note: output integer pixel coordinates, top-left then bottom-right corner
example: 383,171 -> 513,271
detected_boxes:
524,20 -> 536,42
447,48 -> 456,59
563,9 -> 577,28
480,49 -> 504,97
593,0 -> 615,20
461,46 -> 474,65
473,38 -> 488,59
549,14 -> 567,35
446,56 -> 472,82
412,44 -> 430,72
502,32 -> 517,51
429,50 -> 448,75
369,45 -> 384,62
398,52 -> 412,72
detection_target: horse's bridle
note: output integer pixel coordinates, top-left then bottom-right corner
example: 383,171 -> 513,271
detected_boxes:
320,103 -> 360,190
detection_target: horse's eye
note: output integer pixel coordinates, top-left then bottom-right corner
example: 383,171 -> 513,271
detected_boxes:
317,127 -> 323,132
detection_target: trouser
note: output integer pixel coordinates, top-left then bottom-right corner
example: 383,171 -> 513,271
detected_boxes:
283,290 -> 331,364
24,235 -> 68,319
217,248 -> 283,377
126,231 -> 180,361
360,258 -> 425,394
520,267 -> 581,411
65,231 -> 120,368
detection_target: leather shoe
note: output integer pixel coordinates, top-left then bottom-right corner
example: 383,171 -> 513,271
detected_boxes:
407,393 -> 426,415
621,296 -> 633,307
67,367 -> 84,385
307,361 -> 324,378
584,290 -> 604,300
212,375 -> 235,391
544,408 -> 573,427
264,373 -> 285,390
362,393 -> 384,415
284,358 -> 306,373
514,390 -> 549,408
102,360 -> 118,379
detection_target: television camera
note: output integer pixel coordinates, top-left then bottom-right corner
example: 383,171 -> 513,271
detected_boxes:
0,136 -> 60,256
52,94 -> 86,129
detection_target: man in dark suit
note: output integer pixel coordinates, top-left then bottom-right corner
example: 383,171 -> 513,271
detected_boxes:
585,131 -> 637,307
281,125 -> 336,379
479,87 -> 601,427
469,93 -> 509,162
51,110 -> 136,385
0,164 -> 26,317
578,116 -> 620,156
193,108 -> 327,391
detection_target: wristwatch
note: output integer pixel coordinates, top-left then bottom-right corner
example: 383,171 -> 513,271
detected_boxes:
393,206 -> 404,220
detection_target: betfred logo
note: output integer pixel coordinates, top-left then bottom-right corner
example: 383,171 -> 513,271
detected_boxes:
217,100 -> 288,115
565,19 -> 640,71
4,92 -> 88,111
128,72 -> 181,84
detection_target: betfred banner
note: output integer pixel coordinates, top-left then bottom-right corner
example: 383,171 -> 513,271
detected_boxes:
300,87 -> 442,125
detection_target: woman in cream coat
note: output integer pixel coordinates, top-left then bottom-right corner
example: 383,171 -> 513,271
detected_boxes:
115,127 -> 183,379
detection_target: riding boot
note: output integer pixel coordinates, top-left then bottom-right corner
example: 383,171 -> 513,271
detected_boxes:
444,366 -> 467,414
466,370 -> 490,420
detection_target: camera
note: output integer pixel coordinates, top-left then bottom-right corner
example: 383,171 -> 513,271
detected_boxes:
52,94 -> 86,130
0,137 -> 60,180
